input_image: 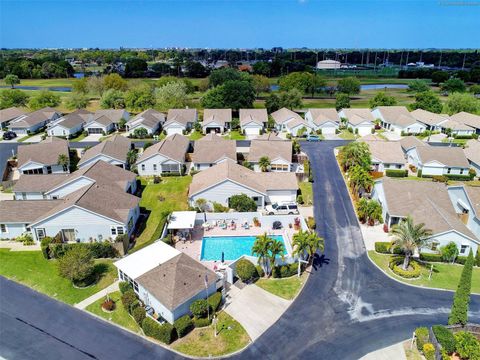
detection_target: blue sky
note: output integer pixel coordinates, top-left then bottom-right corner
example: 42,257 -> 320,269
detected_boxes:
1,0 -> 479,49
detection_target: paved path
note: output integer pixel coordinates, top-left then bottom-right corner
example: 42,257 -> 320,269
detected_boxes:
74,281 -> 120,310
360,341 -> 406,360
224,284 -> 291,341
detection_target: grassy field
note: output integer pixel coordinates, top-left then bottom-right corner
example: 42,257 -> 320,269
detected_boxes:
133,176 -> 192,250
0,249 -> 117,304
368,251 -> 480,293
86,291 -> 141,333
172,311 -> 250,357
188,131 -> 204,140
299,181 -> 313,206
255,273 -> 307,300
338,130 -> 357,140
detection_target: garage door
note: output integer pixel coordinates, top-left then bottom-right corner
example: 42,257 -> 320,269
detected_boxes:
88,128 -> 103,134
357,127 -> 372,136
167,128 -> 183,136
245,127 -> 260,136
321,126 -> 336,135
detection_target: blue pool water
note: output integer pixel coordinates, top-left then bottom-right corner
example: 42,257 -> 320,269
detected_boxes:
201,235 -> 286,261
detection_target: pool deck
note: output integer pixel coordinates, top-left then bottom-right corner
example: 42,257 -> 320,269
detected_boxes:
174,224 -> 298,270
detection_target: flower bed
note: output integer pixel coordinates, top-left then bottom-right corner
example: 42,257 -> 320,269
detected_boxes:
389,257 -> 421,278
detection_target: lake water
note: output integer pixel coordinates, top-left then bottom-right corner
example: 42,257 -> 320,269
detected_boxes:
269,83 -> 409,91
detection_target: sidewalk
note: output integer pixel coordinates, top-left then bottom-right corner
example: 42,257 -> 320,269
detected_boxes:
0,240 -> 40,251
74,280 -> 120,309
360,341 -> 407,360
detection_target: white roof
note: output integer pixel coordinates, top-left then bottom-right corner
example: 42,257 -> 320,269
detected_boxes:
114,241 -> 180,280
167,211 -> 197,230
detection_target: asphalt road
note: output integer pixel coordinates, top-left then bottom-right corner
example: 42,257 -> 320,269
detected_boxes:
0,141 -> 479,360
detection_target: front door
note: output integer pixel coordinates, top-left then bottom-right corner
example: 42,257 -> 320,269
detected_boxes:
62,229 -> 76,242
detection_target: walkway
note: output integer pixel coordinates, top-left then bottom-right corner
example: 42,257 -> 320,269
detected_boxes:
0,240 -> 40,251
74,280 -> 120,309
360,341 -> 407,360
224,283 -> 291,341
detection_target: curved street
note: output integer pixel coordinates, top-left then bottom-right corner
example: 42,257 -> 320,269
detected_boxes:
0,141 -> 479,360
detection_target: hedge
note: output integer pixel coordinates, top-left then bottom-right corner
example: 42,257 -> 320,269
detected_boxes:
236,259 -> 257,282
174,315 -> 194,338
389,257 -> 421,278
423,343 -> 435,360
375,242 -> 403,255
417,169 -> 423,178
190,299 -> 210,318
119,281 -> 132,294
142,317 -> 176,344
385,169 -> 408,178
432,325 -> 456,354
121,290 -> 137,313
207,292 -> 222,312
272,263 -> 298,278
132,306 -> 146,325
476,249 -> 480,267
193,316 -> 212,328
255,265 -> 265,278
420,253 -> 468,265
444,174 -> 472,181
449,250 -> 475,325
47,241 -> 118,259
415,327 -> 429,351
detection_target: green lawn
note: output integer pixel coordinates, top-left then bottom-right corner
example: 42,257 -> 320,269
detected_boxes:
69,132 -> 88,142
86,291 -> 141,333
223,130 -> 245,140
338,130 -> 357,140
0,249 -> 117,304
299,181 -> 313,206
368,251 -> 480,293
188,131 -> 204,140
172,311 -> 250,357
133,176 -> 192,250
255,273 -> 307,300
442,138 -> 468,146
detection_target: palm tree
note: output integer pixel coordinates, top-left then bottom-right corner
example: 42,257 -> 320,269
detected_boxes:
348,165 -> 374,196
389,216 -> 432,270
366,200 -> 383,226
306,232 -> 324,264
339,142 -> 371,172
356,198 -> 369,223
292,230 -> 310,260
258,156 -> 271,172
57,153 -> 69,171
252,233 -> 272,276
269,239 -> 285,273
126,149 -> 137,167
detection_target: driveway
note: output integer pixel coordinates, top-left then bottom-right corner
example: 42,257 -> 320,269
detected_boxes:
80,134 -> 103,142
382,131 -> 402,141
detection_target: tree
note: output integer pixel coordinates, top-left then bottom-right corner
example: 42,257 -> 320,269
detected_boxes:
132,127 -> 148,139
252,61 -> 271,76
337,77 -> 361,95
64,93 -> 89,110
228,194 -> 257,212
103,73 -> 128,91
366,199 -> 383,226
269,238 -> 285,272
410,91 -> 443,113
200,86 -> 225,108
252,75 -> 270,94
292,230 -> 309,260
87,76 -> 105,96
258,156 -> 271,172
155,81 -> 187,111
100,89 -> 125,109
57,246 -> 95,285
0,89 -> 29,109
126,150 -> 137,167
124,58 -> 148,78
356,198 -> 370,224
124,85 -> 155,112
454,332 -> 480,360
28,90 -> 61,110
265,89 -> 303,113
208,67 -> 243,87
72,78 -> 88,94
369,92 -> 397,108
408,79 -> 430,93
57,154 -> 69,169
441,242 -> 459,263
335,93 -> 350,111
252,233 -> 273,276
306,232 -> 324,264
220,80 -> 256,110
348,165 -> 374,196
469,84 -> 480,95
265,93 -> 281,113
278,72 -> 325,95
4,74 -> 20,89
442,78 -> 466,93
338,141 -> 371,171
389,216 -> 432,271
184,61 -> 209,78
444,93 -> 480,115
431,71 -> 449,85
449,250 -> 475,325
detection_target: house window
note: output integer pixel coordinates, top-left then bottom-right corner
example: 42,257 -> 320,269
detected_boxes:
111,227 -> 117,236
271,164 -> 289,171
141,164 -> 145,171
0,224 -> 7,233
119,270 -> 124,281
431,242 -> 439,251
460,169 -> 464,175
133,281 -> 139,292
396,164 -> 402,169
35,228 -> 46,240
447,168 -> 452,174
153,164 -> 157,171
52,196 -> 59,200
460,245 -> 469,254
161,164 -> 179,173
63,164 -> 68,172
46,166 -> 52,174
22,192 -> 26,200
117,227 -> 124,235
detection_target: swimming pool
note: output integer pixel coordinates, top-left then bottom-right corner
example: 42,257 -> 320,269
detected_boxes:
201,235 -> 286,261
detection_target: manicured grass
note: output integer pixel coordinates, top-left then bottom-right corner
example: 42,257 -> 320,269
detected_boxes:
172,311 -> 250,357
69,132 -> 88,142
338,130 -> 357,140
299,181 -> 313,205
188,131 -> 204,140
0,249 -> 117,304
133,176 -> 192,250
223,130 -> 245,140
86,291 -> 141,333
255,273 -> 307,300
442,138 -> 468,146
368,251 -> 480,293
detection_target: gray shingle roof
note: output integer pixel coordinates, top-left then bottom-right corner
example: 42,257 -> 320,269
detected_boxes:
240,109 -> 268,126
126,109 -> 165,130
78,135 -> 131,166
270,108 -> 303,125
202,109 -> 232,126
0,107 -> 25,123
137,134 -> 189,164
165,109 -> 197,127
416,146 -> 469,168
0,200 -> 62,223
17,137 -> 69,168
192,134 -> 236,164
464,139 -> 480,166
248,138 -> 292,163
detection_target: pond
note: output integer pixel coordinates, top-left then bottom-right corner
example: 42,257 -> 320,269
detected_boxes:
269,83 -> 409,91
0,86 -> 72,92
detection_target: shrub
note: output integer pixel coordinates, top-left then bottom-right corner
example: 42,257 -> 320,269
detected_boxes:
417,169 -> 423,178
273,263 -> 298,278
142,317 -> 159,337
423,343 -> 435,360
389,257 -> 421,278
17,232 -> 34,245
255,265 -> 265,278
157,323 -> 176,344
415,327 -> 429,351
47,241 -> 118,259
102,299 -> 116,311
212,202 -> 228,213
420,253 -> 444,263
207,292 -> 222,312
193,316 -> 212,328
174,315 -> 194,338
235,259 -> 257,282
449,250 -> 475,325
307,216 -> 316,230
432,325 -> 456,354
455,256 -> 468,265
190,299 -> 210,318
455,331 -> 480,360
132,306 -> 146,324
130,299 -> 140,313
476,249 -> 480,267
40,236 -> 53,259
297,195 -> 304,205
119,281 -> 132,294
375,242 -> 390,254
444,174 -> 472,181
229,194 -> 257,212
121,290 -> 137,313
385,169 -> 408,178
142,317 -> 175,344
57,246 -> 95,286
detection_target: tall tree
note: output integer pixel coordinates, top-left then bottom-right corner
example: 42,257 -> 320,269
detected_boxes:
252,233 -> 273,276
258,156 -> 271,172
409,91 -> 443,113
4,74 -> 20,89
337,77 -> 361,95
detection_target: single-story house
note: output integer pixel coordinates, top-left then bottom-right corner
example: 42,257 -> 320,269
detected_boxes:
84,114 -> 116,135
126,109 -> 165,136
284,118 -> 314,137
248,134 -> 293,172
17,137 -> 70,175
270,108 -> 303,132
410,109 -> 449,131
338,108 -> 375,136
0,107 -> 25,128
439,120 -> 475,137
114,241 -> 217,324
464,139 -> 480,175
78,135 -> 132,169
188,159 -> 298,208
371,106 -> 426,135
163,109 -> 197,136
202,109 -> 232,134
191,134 -> 236,171
305,108 -> 340,135
406,145 -> 470,177
399,136 -> 428,153
240,109 -> 267,136
136,134 -> 189,176
8,107 -> 62,135
448,185 -> 480,242
449,112 -> 480,135
372,178 -> 479,255
362,140 -> 406,173
47,109 -> 92,138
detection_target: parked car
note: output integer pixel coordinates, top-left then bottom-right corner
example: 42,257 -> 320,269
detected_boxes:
265,203 -> 299,215
306,134 -> 321,142
2,131 -> 17,140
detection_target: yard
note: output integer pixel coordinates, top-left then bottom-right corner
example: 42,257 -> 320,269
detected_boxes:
0,249 -> 117,304
223,130 -> 245,140
338,130 -> 357,140
133,176 -> 192,251
368,251 -> 480,293
299,181 -> 313,206
255,272 -> 307,300
171,311 -> 250,357
188,131 -> 204,140
86,291 -> 141,333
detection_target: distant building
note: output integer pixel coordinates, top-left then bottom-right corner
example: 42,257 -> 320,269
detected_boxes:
316,60 -> 341,70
